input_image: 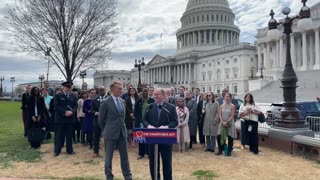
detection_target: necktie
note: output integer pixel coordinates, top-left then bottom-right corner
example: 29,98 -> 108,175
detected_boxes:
157,105 -> 162,120
67,93 -> 70,98
116,98 -> 123,113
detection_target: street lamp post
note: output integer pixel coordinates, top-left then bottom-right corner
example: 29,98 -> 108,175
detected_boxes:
267,1 -> 313,128
39,75 -> 45,90
266,0 -> 314,152
80,70 -> 87,84
10,77 -> 15,101
0,77 -> 4,97
45,47 -> 51,81
134,57 -> 145,93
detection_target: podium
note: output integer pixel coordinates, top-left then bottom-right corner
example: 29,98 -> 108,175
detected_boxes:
133,128 -> 177,180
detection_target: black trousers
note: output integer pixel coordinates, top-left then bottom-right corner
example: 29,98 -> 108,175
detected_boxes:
241,121 -> 249,146
246,121 -> 259,154
54,123 -> 74,154
148,144 -> 172,180
198,118 -> 205,144
138,144 -> 148,157
73,120 -> 81,142
217,135 -> 234,154
93,121 -> 102,154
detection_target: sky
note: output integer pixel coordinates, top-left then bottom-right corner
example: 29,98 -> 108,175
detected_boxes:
0,0 -> 319,92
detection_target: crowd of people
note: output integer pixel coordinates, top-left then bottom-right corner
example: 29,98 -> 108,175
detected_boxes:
21,80 -> 263,180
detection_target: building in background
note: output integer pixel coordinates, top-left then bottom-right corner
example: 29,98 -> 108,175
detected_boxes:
94,1 -> 320,96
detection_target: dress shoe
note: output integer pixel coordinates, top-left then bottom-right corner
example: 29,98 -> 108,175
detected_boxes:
53,153 -> 60,157
215,151 -> 222,156
93,153 -> 99,158
67,152 -> 75,155
137,156 -> 144,160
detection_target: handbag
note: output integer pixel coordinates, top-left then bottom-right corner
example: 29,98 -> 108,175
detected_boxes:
27,124 -> 46,143
258,112 -> 266,123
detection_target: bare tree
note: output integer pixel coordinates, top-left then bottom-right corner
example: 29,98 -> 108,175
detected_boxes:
7,0 -> 118,82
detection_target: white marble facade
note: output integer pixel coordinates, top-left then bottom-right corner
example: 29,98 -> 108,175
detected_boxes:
256,2 -> 320,80
94,1 -> 320,96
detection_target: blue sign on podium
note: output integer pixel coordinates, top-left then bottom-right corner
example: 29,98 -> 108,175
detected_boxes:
133,128 -> 177,144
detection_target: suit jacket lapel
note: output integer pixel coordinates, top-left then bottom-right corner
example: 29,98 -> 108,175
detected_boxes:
110,97 -> 120,115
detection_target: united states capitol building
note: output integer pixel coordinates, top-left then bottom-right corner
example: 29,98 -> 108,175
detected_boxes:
94,0 -> 320,97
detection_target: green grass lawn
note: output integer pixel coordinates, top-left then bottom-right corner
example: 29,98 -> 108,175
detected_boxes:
0,101 -> 41,168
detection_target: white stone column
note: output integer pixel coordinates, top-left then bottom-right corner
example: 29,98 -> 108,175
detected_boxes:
227,31 -> 229,45
209,30 -> 212,44
263,43 -> 267,68
193,32 -> 196,46
276,40 -> 280,68
266,42 -> 270,68
168,66 -> 171,83
184,64 -> 188,83
301,31 -> 308,70
198,31 -> 201,45
215,30 -> 218,45
290,34 -> 296,69
257,45 -> 261,75
173,66 -> 176,84
204,30 -> 207,45
279,37 -> 284,68
186,33 -> 189,47
222,30 -> 224,44
189,63 -> 192,83
314,28 -> 320,69
309,33 -> 315,67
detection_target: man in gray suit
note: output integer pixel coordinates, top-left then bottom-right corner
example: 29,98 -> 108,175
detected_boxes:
99,81 -> 132,180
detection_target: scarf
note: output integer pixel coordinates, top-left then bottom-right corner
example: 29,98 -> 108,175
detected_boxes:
221,121 -> 232,144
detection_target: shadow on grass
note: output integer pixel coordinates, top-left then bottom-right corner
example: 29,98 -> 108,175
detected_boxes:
192,170 -> 219,180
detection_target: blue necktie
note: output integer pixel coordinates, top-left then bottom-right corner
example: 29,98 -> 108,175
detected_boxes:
116,98 -> 123,113
157,105 -> 162,120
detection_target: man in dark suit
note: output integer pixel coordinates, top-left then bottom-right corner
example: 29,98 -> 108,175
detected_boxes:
185,90 -> 198,148
121,83 -> 132,100
99,81 -> 132,180
174,86 -> 185,99
135,88 -> 155,160
193,88 -> 204,144
143,88 -> 178,180
91,86 -> 107,157
21,84 -> 32,137
54,82 -> 77,156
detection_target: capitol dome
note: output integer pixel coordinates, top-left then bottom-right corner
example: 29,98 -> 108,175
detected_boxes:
176,0 -> 240,54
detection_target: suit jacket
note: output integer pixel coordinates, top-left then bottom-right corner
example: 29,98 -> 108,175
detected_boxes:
143,102 -> 178,128
185,99 -> 198,136
21,92 -> 30,110
165,97 -> 176,106
125,96 -> 139,130
134,97 -> 155,128
91,96 -> 107,126
54,93 -> 78,124
99,96 -> 127,140
192,95 -> 201,104
27,96 -> 46,129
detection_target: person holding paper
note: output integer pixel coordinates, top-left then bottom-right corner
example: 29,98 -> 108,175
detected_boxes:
143,88 -> 178,180
239,93 -> 261,155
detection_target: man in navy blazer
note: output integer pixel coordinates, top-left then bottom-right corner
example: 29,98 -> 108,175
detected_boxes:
54,81 -> 77,156
143,88 -> 178,180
